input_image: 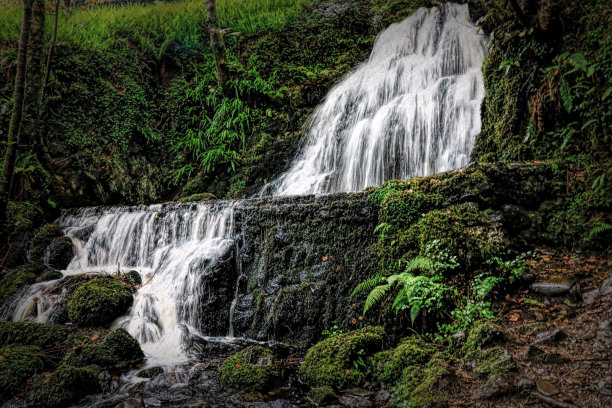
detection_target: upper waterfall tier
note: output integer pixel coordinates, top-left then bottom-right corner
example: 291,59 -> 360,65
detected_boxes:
262,3 -> 488,196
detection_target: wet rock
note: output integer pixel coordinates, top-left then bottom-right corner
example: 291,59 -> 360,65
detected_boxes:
142,396 -> 162,407
99,370 -> 112,392
227,391 -> 266,405
582,289 -> 600,304
536,379 -> 559,397
598,377 -> 612,396
516,378 -> 535,390
600,276 -> 612,296
136,366 -> 164,379
183,402 -> 211,408
125,270 -> 142,285
527,346 -> 569,364
338,395 -> 373,408
534,329 -> 566,345
595,320 -> 612,348
114,398 -> 145,408
473,376 -> 510,400
530,280 -> 574,296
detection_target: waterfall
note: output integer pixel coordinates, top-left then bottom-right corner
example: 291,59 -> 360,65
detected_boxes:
7,3 -> 489,367
262,3 -> 488,196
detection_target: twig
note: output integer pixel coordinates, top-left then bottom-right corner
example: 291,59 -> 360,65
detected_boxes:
532,392 -> 577,408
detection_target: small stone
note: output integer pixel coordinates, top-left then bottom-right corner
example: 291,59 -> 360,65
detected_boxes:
534,329 -> 566,345
582,289 -> 600,305
338,395 -> 373,408
534,311 -> 546,322
536,379 -> 560,397
516,378 -> 535,390
530,280 -> 574,296
598,377 -> 612,396
183,402 -> 211,408
142,397 -> 162,407
135,366 -> 164,379
600,276 -> 612,296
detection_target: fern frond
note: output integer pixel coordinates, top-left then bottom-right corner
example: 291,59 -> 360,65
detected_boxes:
351,274 -> 385,297
392,290 -> 410,313
405,256 -> 433,274
363,283 -> 391,314
410,304 -> 421,325
589,222 -> 612,239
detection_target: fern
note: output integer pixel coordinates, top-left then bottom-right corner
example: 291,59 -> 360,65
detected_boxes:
405,256 -> 433,274
363,283 -> 392,314
588,221 -> 612,240
351,274 -> 385,297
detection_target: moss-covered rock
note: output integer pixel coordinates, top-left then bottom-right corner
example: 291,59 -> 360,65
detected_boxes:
177,192 -> 217,202
298,326 -> 384,389
62,328 -> 144,370
219,346 -> 276,392
48,237 -> 74,269
370,335 -> 436,385
0,321 -> 68,350
67,278 -> 133,326
0,263 -> 49,304
393,351 -> 456,408
307,385 -> 336,406
124,270 -> 142,285
30,224 -> 64,261
464,346 -> 516,400
0,345 -> 44,402
32,365 -> 101,408
41,269 -> 64,281
463,320 -> 510,353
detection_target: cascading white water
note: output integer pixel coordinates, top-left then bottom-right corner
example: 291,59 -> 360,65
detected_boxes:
12,203 -> 239,365
262,3 -> 488,196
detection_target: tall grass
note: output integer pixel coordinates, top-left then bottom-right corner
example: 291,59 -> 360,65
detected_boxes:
0,0 -> 309,51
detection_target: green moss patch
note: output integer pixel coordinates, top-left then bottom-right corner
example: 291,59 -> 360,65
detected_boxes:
220,346 -> 276,392
298,326 -> 384,389
0,262 -> 52,304
67,278 -> 133,327
33,365 -> 101,408
62,328 -> 144,370
370,335 -> 436,385
0,321 -> 68,350
177,192 -> 217,202
0,345 -> 44,402
463,320 -> 510,353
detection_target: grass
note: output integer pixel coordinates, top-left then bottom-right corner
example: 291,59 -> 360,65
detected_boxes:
0,0 -> 310,50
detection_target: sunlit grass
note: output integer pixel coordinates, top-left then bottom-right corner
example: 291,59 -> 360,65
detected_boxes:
0,0 -> 310,51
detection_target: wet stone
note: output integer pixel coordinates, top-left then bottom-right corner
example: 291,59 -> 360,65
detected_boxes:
582,289 -> 600,305
143,396 -> 162,407
595,320 -> 612,348
114,398 -> 145,408
534,329 -> 566,345
136,366 -> 164,379
598,377 -> 612,396
338,395 -> 373,408
536,379 -> 560,397
530,280 -> 574,296
600,276 -> 612,296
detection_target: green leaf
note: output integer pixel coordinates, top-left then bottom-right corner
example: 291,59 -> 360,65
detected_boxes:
569,53 -> 588,71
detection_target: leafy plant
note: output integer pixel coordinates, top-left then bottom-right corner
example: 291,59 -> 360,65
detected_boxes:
321,321 -> 345,338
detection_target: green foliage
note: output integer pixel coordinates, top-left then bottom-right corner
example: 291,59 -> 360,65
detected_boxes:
32,365 -> 101,408
67,278 -> 133,327
321,320 -> 345,338
219,346 -> 276,392
62,328 -> 144,370
298,326 -> 384,389
0,345 -> 44,402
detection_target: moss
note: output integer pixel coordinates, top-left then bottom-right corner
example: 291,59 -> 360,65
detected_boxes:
0,345 -> 44,402
219,346 -> 276,392
62,328 -> 144,370
32,365 -> 101,408
41,269 -> 64,281
370,335 -> 436,385
177,192 -> 217,202
67,278 -> 133,327
0,267 -> 38,304
124,270 -> 142,285
463,320 -> 509,353
6,201 -> 43,234
465,346 -> 516,398
0,321 -> 68,350
307,385 -> 336,406
298,326 -> 384,389
396,351 -> 456,408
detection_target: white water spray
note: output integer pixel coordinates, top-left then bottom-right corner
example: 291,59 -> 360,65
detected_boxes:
263,3 -> 488,196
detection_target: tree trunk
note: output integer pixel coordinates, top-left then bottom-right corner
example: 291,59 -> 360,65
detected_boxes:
205,0 -> 230,92
22,0 -> 45,147
0,0 -> 34,228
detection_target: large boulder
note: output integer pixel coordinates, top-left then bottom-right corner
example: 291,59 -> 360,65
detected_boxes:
67,278 -> 133,327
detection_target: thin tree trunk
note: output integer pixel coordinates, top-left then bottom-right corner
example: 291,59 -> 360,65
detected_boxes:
22,0 -> 45,147
42,0 -> 60,103
205,0 -> 230,92
0,0 -> 34,228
